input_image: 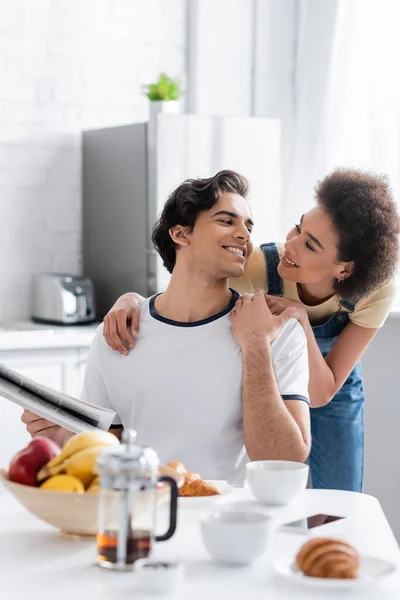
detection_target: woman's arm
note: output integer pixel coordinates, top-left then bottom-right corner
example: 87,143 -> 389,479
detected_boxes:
103,292 -> 144,354
301,319 -> 377,408
265,296 -> 378,408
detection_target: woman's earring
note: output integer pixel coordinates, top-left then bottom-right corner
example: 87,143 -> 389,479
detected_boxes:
337,277 -> 344,283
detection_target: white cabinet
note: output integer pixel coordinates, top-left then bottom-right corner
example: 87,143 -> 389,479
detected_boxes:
0,397 -> 31,468
0,347 -> 89,470
7,362 -> 64,392
63,349 -> 89,398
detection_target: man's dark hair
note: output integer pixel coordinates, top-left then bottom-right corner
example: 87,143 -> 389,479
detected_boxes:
315,168 -> 400,301
152,170 -> 249,273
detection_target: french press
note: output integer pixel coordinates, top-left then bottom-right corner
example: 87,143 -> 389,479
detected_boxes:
96,429 -> 178,571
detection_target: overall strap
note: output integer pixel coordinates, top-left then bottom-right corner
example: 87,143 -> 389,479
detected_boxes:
339,298 -> 356,313
259,243 -> 283,297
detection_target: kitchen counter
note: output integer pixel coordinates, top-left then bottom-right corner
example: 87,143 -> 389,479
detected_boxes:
0,321 -> 99,351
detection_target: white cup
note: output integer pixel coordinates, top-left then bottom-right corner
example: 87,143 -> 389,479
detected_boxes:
134,559 -> 183,595
200,510 -> 272,565
246,460 -> 309,506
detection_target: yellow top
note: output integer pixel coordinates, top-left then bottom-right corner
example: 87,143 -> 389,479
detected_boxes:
231,243 -> 397,329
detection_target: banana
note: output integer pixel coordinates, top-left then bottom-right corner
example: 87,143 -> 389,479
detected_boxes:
46,430 -> 119,469
63,445 -> 108,487
39,444 -> 109,486
86,476 -> 100,494
37,440 -> 116,483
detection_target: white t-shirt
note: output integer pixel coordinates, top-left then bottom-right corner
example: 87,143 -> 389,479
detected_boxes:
81,292 -> 309,484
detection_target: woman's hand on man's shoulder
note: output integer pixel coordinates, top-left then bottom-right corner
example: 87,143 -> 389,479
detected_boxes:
103,293 -> 142,355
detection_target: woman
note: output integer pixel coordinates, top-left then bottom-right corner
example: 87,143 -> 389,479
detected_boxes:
102,168 -> 400,492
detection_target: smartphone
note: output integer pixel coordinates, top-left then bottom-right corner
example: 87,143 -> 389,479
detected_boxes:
279,514 -> 346,534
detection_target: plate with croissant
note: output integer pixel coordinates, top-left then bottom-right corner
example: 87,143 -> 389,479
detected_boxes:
274,537 -> 397,590
167,462 -> 233,502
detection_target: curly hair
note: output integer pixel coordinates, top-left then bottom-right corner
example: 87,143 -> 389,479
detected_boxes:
315,168 -> 400,301
152,170 -> 249,273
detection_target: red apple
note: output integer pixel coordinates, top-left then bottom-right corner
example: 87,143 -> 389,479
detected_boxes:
9,437 -> 61,487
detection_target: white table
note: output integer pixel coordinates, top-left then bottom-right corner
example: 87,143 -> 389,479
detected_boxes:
1,488 -> 400,599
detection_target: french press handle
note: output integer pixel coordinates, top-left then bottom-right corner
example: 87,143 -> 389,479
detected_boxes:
155,475 -> 178,542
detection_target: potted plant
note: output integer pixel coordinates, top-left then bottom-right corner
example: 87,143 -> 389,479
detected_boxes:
142,73 -> 183,120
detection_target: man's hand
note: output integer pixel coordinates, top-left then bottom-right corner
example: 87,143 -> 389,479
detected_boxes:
231,289 -> 299,350
21,410 -> 72,447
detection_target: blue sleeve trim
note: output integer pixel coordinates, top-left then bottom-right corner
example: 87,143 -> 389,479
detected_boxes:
281,394 -> 310,405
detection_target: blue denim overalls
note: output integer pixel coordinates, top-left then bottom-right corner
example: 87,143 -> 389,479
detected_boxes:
261,243 -> 364,492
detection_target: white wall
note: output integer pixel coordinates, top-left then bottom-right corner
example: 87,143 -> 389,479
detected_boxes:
187,0 -> 296,120
187,0 -> 254,116
186,0 -> 297,239
253,0 -> 297,236
363,316 -> 400,540
0,0 -> 186,322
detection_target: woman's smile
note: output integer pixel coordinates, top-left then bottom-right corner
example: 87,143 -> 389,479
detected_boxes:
281,253 -> 299,268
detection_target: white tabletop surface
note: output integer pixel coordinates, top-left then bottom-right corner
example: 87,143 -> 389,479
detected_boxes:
1,487 -> 400,599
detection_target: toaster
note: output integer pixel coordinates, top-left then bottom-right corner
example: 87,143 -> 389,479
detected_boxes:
31,273 -> 96,325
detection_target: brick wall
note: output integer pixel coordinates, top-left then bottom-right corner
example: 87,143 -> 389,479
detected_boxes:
0,0 -> 186,321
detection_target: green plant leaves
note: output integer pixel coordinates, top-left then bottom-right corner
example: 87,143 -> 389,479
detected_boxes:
144,73 -> 182,101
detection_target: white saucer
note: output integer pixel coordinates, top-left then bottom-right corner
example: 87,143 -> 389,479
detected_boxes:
179,480 -> 233,506
274,554 -> 397,590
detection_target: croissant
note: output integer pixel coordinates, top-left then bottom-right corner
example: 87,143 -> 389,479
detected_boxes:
167,462 -> 220,497
180,477 -> 220,497
296,538 -> 359,579
168,462 -> 187,475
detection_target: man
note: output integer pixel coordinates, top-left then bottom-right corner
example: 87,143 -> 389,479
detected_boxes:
22,170 -> 310,484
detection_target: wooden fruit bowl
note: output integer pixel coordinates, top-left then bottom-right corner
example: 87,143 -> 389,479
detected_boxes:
0,466 -> 182,537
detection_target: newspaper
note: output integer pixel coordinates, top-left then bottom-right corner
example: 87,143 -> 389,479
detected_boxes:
0,362 -> 116,434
